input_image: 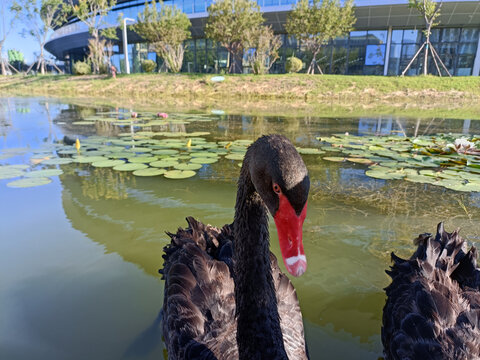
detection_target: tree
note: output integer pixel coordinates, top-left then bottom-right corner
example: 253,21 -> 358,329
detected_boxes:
100,26 -> 118,69
205,0 -> 264,74
69,0 -> 117,74
14,0 -> 68,75
244,25 -> 282,75
402,0 -> 451,77
286,0 -> 355,74
0,1 -> 21,75
8,49 -> 24,70
133,0 -> 191,73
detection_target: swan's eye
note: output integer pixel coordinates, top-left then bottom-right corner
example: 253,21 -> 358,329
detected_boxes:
273,183 -> 281,194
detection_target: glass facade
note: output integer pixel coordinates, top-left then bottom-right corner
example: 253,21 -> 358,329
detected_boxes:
105,26 -> 479,76
57,0 -> 480,76
387,28 -> 480,76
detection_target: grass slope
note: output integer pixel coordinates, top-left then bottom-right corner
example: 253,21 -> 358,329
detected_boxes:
1,73 -> 479,101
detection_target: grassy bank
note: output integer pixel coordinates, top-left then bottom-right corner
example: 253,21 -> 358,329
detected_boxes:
2,73 -> 480,100
1,73 -> 480,118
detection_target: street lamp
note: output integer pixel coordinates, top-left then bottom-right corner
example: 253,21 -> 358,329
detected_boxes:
122,17 -> 136,74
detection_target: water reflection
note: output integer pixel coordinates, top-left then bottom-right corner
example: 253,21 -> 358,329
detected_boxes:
2,98 -> 480,360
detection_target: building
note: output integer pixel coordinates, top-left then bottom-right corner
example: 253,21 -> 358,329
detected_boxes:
45,0 -> 480,76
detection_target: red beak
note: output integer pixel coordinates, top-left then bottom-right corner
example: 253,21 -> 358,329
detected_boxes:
273,194 -> 307,277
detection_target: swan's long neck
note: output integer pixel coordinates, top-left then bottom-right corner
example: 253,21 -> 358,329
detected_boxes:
233,165 -> 288,360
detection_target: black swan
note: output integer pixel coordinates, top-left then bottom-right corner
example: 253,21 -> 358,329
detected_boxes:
382,223 -> 480,359
160,134 -> 310,359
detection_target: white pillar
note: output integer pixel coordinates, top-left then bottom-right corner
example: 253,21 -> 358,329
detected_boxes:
123,19 -> 130,74
384,26 -> 392,76
122,18 -> 135,74
472,32 -> 480,76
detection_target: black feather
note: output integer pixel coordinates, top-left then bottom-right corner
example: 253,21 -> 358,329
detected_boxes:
382,223 -> 480,360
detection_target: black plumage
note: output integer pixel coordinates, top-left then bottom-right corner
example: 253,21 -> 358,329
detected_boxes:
382,223 -> 480,360
160,135 -> 309,360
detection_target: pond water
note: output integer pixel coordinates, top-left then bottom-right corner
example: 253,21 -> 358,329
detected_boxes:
1,98 -> 480,360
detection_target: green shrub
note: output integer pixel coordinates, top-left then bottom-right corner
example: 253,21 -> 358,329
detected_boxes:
142,59 -> 157,73
98,63 -> 108,75
286,56 -> 303,73
73,61 -> 92,75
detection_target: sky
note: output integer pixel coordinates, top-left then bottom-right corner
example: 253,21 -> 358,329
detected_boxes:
2,2 -> 48,64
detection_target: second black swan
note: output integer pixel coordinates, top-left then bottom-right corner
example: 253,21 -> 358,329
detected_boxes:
382,223 -> 480,359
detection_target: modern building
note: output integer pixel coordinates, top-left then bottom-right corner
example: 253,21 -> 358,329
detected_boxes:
45,0 -> 480,76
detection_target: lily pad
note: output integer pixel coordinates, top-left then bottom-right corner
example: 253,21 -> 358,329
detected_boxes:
91,159 -> 126,168
73,156 -> 107,163
132,168 -> 166,176
72,121 -> 96,125
152,149 -> 178,155
24,169 -> 63,178
323,157 -> 345,162
112,163 -> 149,171
41,158 -> 74,165
150,159 -> 179,168
190,152 -> 218,158
365,168 -> 405,180
190,157 -> 218,164
164,170 -> 196,179
0,169 -> 25,180
57,149 -> 79,155
346,158 -> 374,165
7,177 -> 52,188
297,148 -> 326,155
128,156 -> 159,163
174,163 -> 203,171
225,153 -> 245,161
4,164 -> 30,170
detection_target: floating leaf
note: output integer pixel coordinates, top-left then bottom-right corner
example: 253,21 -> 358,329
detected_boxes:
405,174 -> 437,184
346,158 -> 374,165
7,177 -> 52,188
323,157 -> 345,162
0,169 -> 25,179
190,157 -> 218,164
73,156 -> 107,163
72,121 -> 95,125
152,149 -> 178,155
91,159 -> 126,168
190,151 -> 218,158
57,149 -> 79,155
164,170 -> 196,179
24,169 -> 63,178
225,153 -> 244,161
113,163 -> 149,171
133,168 -> 166,176
128,156 -> 159,163
41,158 -> 74,165
0,164 -> 30,170
150,159 -> 179,168
365,168 -> 405,180
174,163 -> 203,170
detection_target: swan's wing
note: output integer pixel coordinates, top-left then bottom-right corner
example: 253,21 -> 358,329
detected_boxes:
382,223 -> 480,360
271,253 -> 309,360
160,217 -> 237,360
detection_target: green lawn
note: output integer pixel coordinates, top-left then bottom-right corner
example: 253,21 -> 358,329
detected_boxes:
1,73 -> 479,116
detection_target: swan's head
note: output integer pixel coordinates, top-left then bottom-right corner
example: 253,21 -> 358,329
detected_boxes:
246,135 -> 310,277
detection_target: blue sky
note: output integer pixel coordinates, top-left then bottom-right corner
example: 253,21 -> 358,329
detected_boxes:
3,4 -> 47,64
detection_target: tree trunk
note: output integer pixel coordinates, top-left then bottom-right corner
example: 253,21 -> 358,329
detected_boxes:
423,43 -> 428,75
423,25 -> 431,76
228,43 -> 243,74
307,49 -> 321,75
40,47 -> 45,75
0,43 -> 5,75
